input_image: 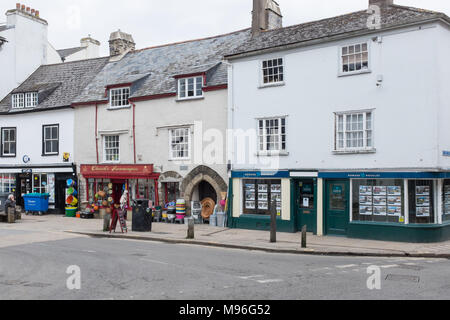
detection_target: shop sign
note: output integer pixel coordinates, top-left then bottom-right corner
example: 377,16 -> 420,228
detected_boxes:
80,164 -> 156,179
22,169 -> 32,174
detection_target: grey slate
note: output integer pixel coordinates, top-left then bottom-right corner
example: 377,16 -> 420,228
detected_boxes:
57,47 -> 85,59
74,29 -> 251,103
0,57 -> 109,114
226,5 -> 450,58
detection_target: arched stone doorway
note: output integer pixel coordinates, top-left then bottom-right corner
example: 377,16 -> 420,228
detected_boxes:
158,171 -> 183,206
181,166 -> 228,215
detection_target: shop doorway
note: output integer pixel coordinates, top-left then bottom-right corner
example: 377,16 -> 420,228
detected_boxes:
325,180 -> 349,236
112,180 -> 126,205
16,173 -> 32,208
295,179 -> 317,234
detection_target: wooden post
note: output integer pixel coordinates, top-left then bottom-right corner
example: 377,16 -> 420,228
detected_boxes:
270,199 -> 277,243
301,225 -> 307,248
7,207 -> 15,224
187,218 -> 195,239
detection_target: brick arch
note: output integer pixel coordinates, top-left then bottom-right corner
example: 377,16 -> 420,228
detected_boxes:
181,166 -> 228,215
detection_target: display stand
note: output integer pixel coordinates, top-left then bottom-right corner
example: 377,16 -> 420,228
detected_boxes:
110,208 -> 128,233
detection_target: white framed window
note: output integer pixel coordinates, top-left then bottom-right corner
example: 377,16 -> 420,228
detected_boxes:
25,92 -> 38,108
1,128 -> 16,157
12,93 -> 25,109
0,174 -> 16,195
178,77 -> 203,100
32,173 -> 48,194
262,58 -> 284,85
335,111 -> 373,151
109,87 -> 130,108
169,128 -> 190,160
340,42 -> 369,74
258,117 -> 286,153
43,125 -> 59,155
103,135 -> 120,163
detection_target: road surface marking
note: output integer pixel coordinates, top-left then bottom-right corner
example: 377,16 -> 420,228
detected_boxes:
140,258 -> 169,266
239,275 -> 264,280
380,265 -> 399,269
257,279 -> 284,284
336,264 -> 358,269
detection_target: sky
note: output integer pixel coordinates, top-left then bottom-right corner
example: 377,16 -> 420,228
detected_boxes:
1,0 -> 449,56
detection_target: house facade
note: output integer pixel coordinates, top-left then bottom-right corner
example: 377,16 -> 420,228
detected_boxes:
72,29 -> 251,214
0,57 -> 108,213
226,0 -> 450,242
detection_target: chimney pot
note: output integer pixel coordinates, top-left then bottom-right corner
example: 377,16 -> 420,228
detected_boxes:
35,10 -> 39,17
31,9 -> 35,15
26,7 -> 30,13
21,5 -> 25,11
16,3 -> 20,10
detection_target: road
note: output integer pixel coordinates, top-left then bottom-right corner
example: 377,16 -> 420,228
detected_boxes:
0,235 -> 449,300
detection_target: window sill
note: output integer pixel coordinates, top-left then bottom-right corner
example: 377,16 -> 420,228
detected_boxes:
107,105 -> 131,110
258,82 -> 285,89
168,158 -> 191,162
256,151 -> 289,157
338,69 -> 371,77
1,155 -> 16,158
42,153 -> 59,157
176,96 -> 204,102
333,149 -> 376,155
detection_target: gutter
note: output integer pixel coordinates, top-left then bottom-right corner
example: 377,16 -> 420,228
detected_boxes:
225,17 -> 450,61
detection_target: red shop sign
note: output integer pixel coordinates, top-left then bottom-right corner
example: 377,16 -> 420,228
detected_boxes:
81,164 -> 157,179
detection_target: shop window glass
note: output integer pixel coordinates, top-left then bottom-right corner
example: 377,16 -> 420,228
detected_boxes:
33,174 -> 48,194
165,182 -> 179,204
299,180 -> 315,209
0,174 -> 16,196
443,180 -> 450,222
352,179 -> 405,224
408,180 -> 435,224
243,179 -> 282,216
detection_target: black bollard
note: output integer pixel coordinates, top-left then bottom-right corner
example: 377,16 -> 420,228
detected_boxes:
187,218 -> 195,239
270,199 -> 277,243
301,225 -> 307,248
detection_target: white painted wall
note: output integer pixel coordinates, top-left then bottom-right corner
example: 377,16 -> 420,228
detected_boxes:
230,23 -> 449,172
63,41 -> 100,63
0,109 -> 74,166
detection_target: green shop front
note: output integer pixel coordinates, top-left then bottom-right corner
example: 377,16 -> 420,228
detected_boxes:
320,171 -> 450,243
228,171 -> 319,234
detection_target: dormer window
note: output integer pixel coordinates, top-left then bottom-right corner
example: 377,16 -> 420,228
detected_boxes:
109,87 -> 130,109
12,92 -> 38,109
178,76 -> 203,100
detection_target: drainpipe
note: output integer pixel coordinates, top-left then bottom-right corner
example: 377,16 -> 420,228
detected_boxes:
95,104 -> 99,164
132,102 -> 136,164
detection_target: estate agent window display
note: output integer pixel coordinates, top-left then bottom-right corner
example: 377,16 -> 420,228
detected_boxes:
443,180 -> 450,222
243,179 -> 282,216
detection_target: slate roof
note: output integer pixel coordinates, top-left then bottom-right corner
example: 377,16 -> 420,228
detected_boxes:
73,28 -> 251,104
0,57 -> 109,114
226,5 -> 450,58
57,46 -> 85,59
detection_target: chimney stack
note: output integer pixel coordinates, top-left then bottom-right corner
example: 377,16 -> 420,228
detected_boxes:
109,30 -> 135,56
252,0 -> 282,38
369,0 -> 394,7
12,3 -> 43,18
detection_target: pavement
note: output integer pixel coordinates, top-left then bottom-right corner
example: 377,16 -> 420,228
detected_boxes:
1,215 -> 449,258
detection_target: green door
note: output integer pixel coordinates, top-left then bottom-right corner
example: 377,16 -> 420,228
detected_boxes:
325,180 -> 349,236
296,179 -> 317,234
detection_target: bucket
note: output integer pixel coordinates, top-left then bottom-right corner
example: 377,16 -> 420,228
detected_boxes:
66,207 -> 77,218
209,214 -> 217,227
216,212 -> 226,228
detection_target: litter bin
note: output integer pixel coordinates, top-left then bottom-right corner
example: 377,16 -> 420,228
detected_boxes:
216,212 -> 226,228
132,199 -> 152,232
23,193 -> 50,215
209,213 -> 217,227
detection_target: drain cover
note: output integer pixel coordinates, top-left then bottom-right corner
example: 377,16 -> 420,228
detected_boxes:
386,274 -> 420,283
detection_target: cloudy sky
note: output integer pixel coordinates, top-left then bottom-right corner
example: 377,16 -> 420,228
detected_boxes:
1,0 -> 449,56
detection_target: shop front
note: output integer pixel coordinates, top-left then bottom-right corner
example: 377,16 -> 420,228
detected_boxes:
80,164 -> 160,209
0,164 -> 76,214
320,172 -> 450,243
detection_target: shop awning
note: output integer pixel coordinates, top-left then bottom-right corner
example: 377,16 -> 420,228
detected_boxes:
81,164 -> 159,180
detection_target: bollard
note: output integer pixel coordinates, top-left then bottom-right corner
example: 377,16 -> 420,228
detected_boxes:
7,207 -> 15,224
187,218 -> 195,239
301,225 -> 307,248
270,199 -> 277,243
103,213 -> 111,232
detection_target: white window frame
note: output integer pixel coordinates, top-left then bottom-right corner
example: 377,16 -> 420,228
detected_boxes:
1,128 -> 16,157
12,93 -> 25,109
169,127 -> 191,160
260,57 -> 285,87
103,135 -> 120,163
257,117 -> 287,155
0,173 -> 16,195
43,124 -> 59,156
339,42 -> 371,76
109,87 -> 130,109
334,110 -> 374,152
25,92 -> 38,108
177,76 -> 203,100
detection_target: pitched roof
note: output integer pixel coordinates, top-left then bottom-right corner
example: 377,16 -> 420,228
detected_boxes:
0,57 -> 109,114
73,28 -> 251,104
57,46 -> 85,59
226,5 -> 450,58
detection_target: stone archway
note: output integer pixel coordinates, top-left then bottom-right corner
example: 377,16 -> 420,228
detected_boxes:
158,171 -> 183,206
181,166 -> 228,215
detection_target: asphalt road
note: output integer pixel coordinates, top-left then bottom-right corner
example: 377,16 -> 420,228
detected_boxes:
0,236 -> 449,300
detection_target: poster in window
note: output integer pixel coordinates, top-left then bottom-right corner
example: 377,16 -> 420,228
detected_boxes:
416,206 -> 430,217
258,201 -> 268,210
373,196 -> 387,206
245,184 -> 255,192
444,185 -> 450,196
387,206 -> 402,217
258,184 -> 268,193
271,193 -> 281,202
271,184 -> 281,193
373,206 -> 387,216
416,186 -> 430,196
416,196 -> 430,207
388,196 -> 402,206
245,192 -> 255,201
359,206 -> 373,216
373,186 -> 387,196
387,186 -> 402,196
359,196 -> 373,206
245,201 -> 256,210
359,186 -> 372,196
258,193 -> 268,201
